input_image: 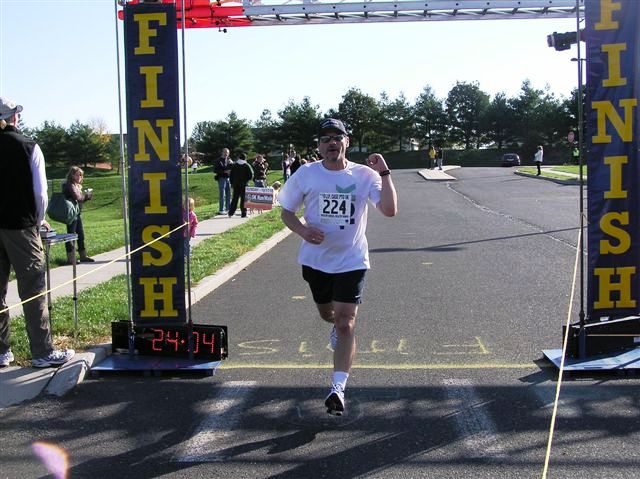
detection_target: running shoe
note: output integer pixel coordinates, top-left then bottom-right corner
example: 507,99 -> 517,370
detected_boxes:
32,349 -> 75,368
0,349 -> 14,367
325,383 -> 345,416
329,325 -> 337,350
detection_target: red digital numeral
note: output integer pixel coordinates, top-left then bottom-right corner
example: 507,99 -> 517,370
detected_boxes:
165,330 -> 180,352
192,331 -> 200,354
201,333 -> 215,354
151,328 -> 164,351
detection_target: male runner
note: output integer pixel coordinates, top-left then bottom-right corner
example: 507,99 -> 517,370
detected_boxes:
279,118 -> 397,415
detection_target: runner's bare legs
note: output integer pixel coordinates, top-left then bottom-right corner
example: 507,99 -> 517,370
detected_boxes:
316,302 -> 357,376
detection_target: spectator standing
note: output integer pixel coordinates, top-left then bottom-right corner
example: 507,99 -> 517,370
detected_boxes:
185,197 -> 198,256
252,154 -> 269,187
428,145 -> 436,169
572,146 -> 580,164
534,145 -> 544,175
290,154 -> 303,175
436,147 -> 443,170
63,166 -> 95,264
191,158 -> 198,174
278,118 -> 397,415
282,152 -> 292,182
0,97 -> 75,368
228,153 -> 253,218
214,148 -> 233,215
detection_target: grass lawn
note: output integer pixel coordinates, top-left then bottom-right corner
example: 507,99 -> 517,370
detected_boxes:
550,165 -> 586,176
518,166 -> 584,181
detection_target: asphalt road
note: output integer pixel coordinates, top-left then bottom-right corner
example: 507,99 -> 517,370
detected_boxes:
2,168 -> 640,479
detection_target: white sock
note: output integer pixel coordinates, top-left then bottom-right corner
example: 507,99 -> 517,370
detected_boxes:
332,371 -> 349,391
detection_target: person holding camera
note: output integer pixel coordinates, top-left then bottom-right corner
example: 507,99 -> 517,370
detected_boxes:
63,166 -> 94,264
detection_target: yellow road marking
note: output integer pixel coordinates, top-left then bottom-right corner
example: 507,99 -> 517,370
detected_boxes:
291,295 -> 306,300
298,341 -> 315,357
397,338 -> 409,355
237,339 -> 280,355
360,340 -> 386,354
437,336 -> 490,355
475,336 -> 489,354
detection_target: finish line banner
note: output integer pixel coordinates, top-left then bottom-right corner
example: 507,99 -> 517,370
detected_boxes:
586,0 -> 640,321
124,3 -> 185,325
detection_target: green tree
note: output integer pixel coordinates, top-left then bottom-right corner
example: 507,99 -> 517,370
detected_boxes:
382,92 -> 414,151
446,81 -> 490,149
33,121 -> 68,168
337,88 -> 379,152
65,121 -> 107,169
559,86 -> 584,162
191,113 -> 254,162
536,90 -> 567,147
107,134 -> 125,173
481,92 -> 515,150
89,119 -> 119,169
191,120 -> 219,163
509,79 -> 554,150
253,109 -> 280,155
278,97 -> 322,154
223,112 -> 254,157
413,85 -> 446,148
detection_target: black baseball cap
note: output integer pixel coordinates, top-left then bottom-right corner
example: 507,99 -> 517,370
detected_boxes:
320,118 -> 348,135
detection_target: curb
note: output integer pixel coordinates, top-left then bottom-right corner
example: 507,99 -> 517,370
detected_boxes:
515,170 -> 582,185
45,343 -> 111,396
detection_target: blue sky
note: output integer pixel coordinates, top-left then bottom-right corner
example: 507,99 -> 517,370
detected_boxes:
0,0 -> 582,138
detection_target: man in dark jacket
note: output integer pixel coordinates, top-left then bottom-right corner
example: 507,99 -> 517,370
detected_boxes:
228,153 -> 253,218
0,97 -> 74,368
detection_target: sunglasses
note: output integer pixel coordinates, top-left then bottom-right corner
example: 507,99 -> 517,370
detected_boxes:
319,134 -> 346,143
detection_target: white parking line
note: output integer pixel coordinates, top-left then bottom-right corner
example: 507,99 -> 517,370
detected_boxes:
173,381 -> 257,463
443,378 -> 506,459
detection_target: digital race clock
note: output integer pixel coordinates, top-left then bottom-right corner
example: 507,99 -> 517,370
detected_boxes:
111,321 -> 228,360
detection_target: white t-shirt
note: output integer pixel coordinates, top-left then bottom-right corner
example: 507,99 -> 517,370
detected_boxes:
278,160 -> 382,273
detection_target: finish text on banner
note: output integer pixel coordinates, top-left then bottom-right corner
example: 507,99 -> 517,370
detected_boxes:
586,0 -> 640,321
124,3 -> 185,325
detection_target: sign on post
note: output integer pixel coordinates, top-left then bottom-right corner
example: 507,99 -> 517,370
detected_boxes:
245,187 -> 274,210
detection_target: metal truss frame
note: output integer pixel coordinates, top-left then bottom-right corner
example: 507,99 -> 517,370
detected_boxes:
120,0 -> 584,29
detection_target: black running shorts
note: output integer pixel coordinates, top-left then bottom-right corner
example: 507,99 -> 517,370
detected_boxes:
301,265 -> 367,305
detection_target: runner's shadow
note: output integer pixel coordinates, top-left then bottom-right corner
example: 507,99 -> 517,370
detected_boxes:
211,429 -> 318,458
